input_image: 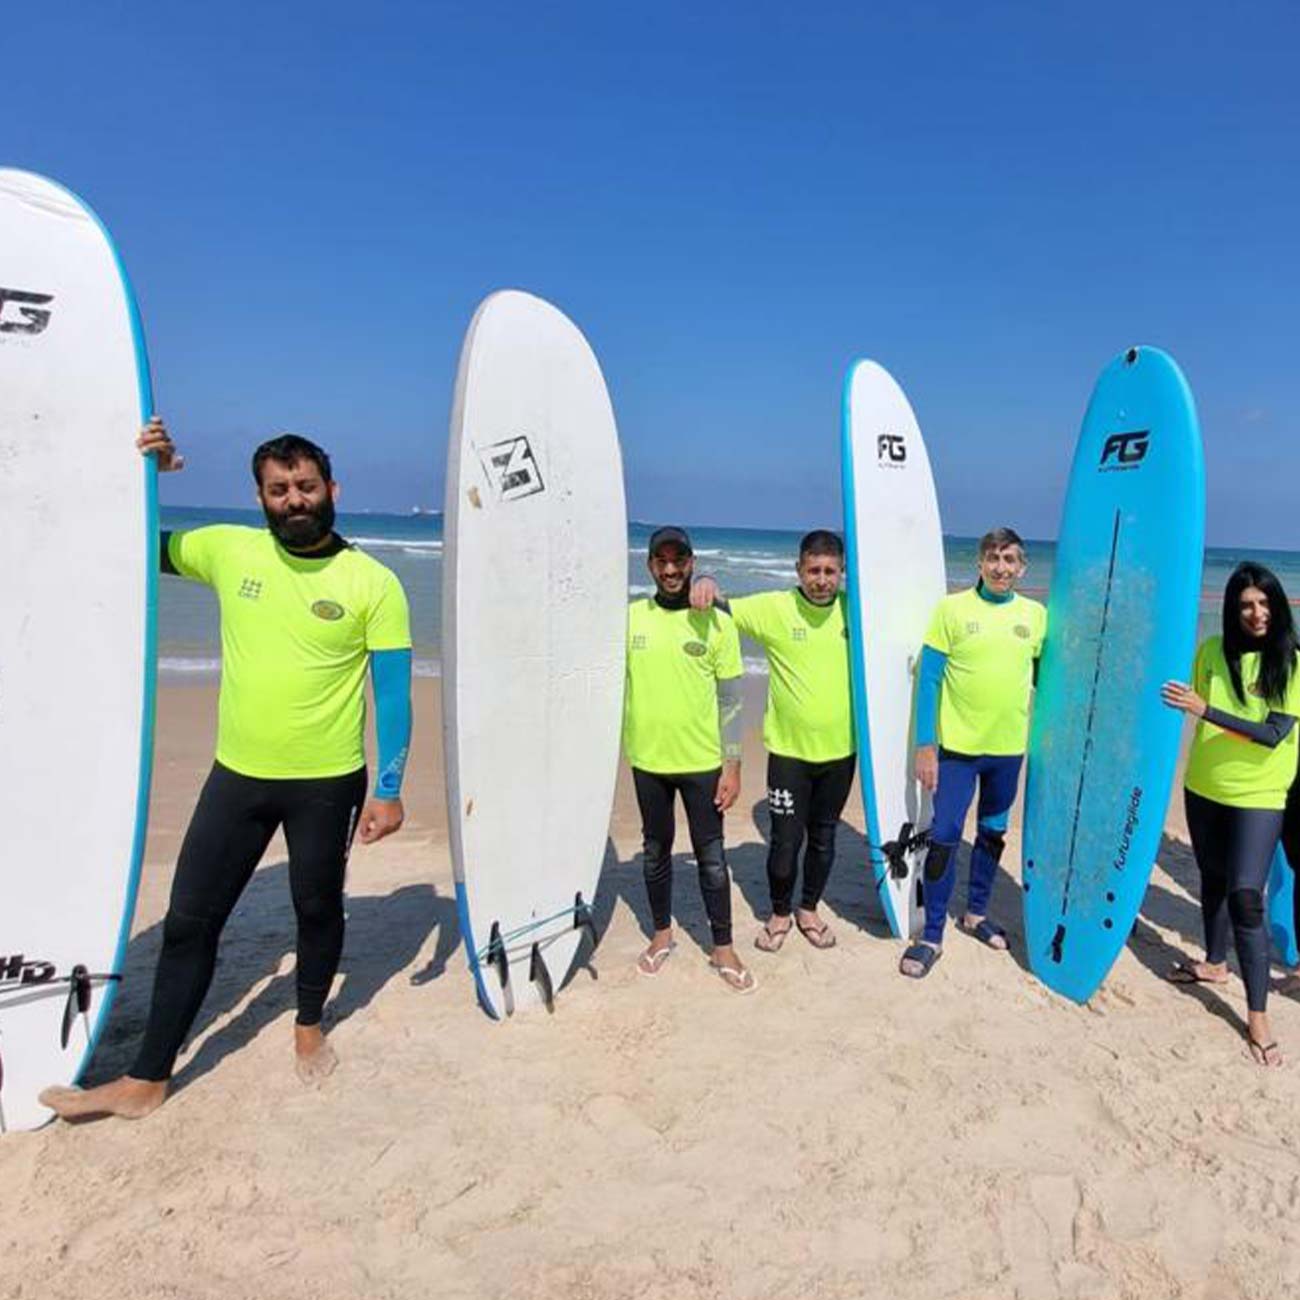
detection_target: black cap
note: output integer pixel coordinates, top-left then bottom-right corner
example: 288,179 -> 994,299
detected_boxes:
648,526 -> 693,557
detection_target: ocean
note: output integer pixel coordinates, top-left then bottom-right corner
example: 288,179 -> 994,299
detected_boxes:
158,506 -> 1300,679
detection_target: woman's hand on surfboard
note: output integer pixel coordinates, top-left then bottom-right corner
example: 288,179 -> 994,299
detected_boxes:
914,745 -> 938,792
357,796 -> 404,844
714,760 -> 741,812
136,417 -> 184,472
1160,680 -> 1207,717
690,576 -> 720,610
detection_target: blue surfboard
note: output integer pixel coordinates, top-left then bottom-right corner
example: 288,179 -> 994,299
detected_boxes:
1268,846 -> 1298,967
1023,347 -> 1204,1003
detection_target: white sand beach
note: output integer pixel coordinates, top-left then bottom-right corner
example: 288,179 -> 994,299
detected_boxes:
3,679 -> 1300,1300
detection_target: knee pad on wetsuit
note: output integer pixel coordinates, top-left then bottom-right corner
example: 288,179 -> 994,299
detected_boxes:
1228,888 -> 1265,930
974,826 -> 1007,865
161,905 -> 218,949
923,842 -> 955,882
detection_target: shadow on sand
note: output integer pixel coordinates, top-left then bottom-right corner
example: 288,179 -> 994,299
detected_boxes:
87,862 -> 458,1093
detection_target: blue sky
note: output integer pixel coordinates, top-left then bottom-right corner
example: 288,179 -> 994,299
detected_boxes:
9,2 -> 1298,544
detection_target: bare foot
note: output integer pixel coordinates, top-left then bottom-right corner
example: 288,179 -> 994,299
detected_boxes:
38,1075 -> 168,1121
294,1024 -> 338,1085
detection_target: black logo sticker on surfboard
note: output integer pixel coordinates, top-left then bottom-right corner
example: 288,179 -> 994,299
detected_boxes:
0,288 -> 54,336
479,436 -> 545,502
1098,430 -> 1150,471
0,954 -> 56,985
877,434 -> 907,466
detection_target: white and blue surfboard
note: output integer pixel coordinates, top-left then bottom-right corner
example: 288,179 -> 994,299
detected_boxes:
841,361 -> 946,939
1023,347 -> 1204,1003
0,169 -> 156,1131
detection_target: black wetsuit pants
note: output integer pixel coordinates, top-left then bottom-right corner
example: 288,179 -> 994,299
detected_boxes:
1185,788 -> 1282,1013
765,752 -> 857,917
131,762 -> 368,1081
632,768 -> 733,947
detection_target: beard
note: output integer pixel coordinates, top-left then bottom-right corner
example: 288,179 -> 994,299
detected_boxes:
265,495 -> 336,549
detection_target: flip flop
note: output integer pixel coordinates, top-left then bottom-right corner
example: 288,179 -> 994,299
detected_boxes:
755,920 -> 792,952
636,942 -> 676,977
1167,960 -> 1229,986
710,962 -> 757,995
958,917 -> 1008,950
899,943 -> 941,979
796,917 -> 836,950
1248,1036 -> 1284,1068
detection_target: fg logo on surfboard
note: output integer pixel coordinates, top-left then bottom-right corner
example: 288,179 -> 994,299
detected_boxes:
1099,430 -> 1150,471
877,434 -> 907,466
0,288 -> 54,336
479,435 -> 546,503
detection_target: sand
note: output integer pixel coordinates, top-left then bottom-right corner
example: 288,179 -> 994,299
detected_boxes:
3,679 -> 1300,1300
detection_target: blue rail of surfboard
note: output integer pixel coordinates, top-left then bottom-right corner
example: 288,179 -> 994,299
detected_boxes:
43,172 -> 160,1082
1023,347 -> 1204,1003
1268,846 -> 1299,968
840,360 -> 904,938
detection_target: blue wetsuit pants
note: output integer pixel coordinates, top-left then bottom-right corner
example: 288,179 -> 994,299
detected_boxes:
921,751 -> 1023,945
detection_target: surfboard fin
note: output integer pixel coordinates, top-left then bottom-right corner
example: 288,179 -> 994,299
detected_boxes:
881,822 -> 931,880
487,922 -> 510,992
59,964 -> 93,1050
572,892 -> 598,948
529,943 -> 554,1011
1050,924 -> 1066,965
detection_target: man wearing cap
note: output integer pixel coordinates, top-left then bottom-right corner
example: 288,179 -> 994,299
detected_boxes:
622,527 -> 754,993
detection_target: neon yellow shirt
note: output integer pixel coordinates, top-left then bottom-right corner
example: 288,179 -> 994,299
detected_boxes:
622,600 -> 743,774
924,587 -> 1046,756
168,526 -> 411,779
1185,637 -> 1300,810
728,590 -> 854,762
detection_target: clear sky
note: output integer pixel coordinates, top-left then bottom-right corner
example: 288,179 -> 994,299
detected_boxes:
9,2 -> 1297,545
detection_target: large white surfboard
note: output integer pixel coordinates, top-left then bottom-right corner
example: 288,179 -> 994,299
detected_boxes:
841,360 -> 947,939
442,290 -> 625,1018
0,169 -> 156,1131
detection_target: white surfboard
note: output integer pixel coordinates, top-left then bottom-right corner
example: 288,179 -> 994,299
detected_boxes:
442,290 -> 626,1018
841,360 -> 947,939
0,169 -> 156,1131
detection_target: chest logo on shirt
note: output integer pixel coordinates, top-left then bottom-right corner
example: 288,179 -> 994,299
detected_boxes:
966,621 -> 980,635
631,634 -> 647,651
312,600 -> 345,621
0,287 -> 54,336
792,627 -> 807,642
682,640 -> 707,658
877,433 -> 907,466
1014,624 -> 1031,639
1099,430 -> 1150,471
238,577 -> 263,600
478,435 -> 545,503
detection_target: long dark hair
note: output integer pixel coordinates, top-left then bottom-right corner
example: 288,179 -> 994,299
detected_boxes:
1222,562 -> 1298,706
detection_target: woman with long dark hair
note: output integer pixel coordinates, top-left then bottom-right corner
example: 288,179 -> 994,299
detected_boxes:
1163,562 -> 1300,1066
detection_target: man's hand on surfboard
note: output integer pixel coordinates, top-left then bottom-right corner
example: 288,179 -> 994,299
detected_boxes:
357,796 -> 404,844
137,416 -> 184,472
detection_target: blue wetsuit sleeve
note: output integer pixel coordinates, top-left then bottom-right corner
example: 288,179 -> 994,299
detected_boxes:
1203,706 -> 1297,749
370,648 -> 413,799
915,646 -> 947,747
